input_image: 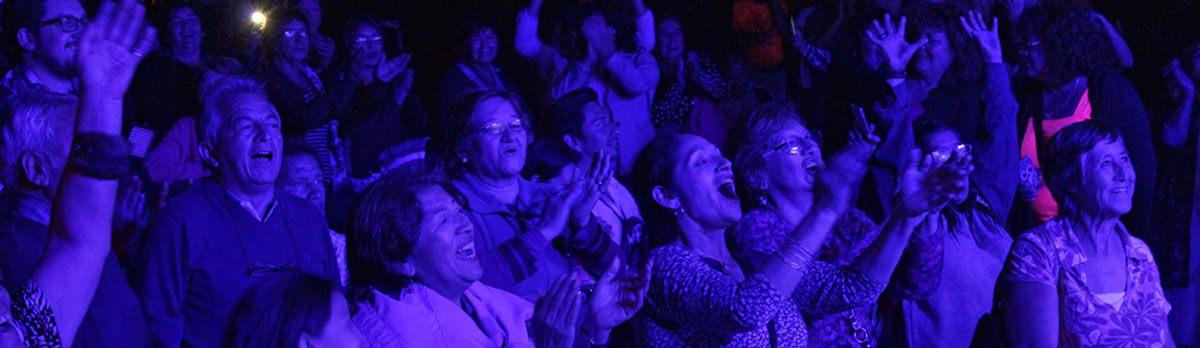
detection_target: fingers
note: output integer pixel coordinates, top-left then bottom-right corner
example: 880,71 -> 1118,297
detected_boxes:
132,26 -> 156,59
896,15 -> 907,35
117,0 -> 146,49
599,257 -> 621,286
88,1 -> 117,42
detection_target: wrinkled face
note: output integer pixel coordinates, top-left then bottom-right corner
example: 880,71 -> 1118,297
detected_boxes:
467,29 -> 498,65
463,97 -> 527,180
670,135 -> 742,229
301,290 -> 363,348
582,14 -> 615,57
348,24 -> 384,68
921,129 -> 970,204
167,7 -> 203,56
1076,139 -> 1135,219
297,0 -> 322,31
0,281 -> 21,348
757,120 -> 824,194
277,153 -> 326,211
27,0 -> 87,78
276,19 -> 309,62
407,185 -> 482,290
656,18 -> 684,62
213,93 -> 283,188
573,101 -> 618,160
912,30 -> 952,81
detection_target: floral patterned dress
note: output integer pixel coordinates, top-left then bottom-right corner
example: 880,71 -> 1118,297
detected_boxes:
1000,218 -> 1174,347
12,280 -> 62,347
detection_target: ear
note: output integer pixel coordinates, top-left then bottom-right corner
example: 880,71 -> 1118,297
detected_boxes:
391,261 -> 417,278
651,185 -> 682,211
199,142 -> 219,168
563,134 -> 584,153
19,152 -> 50,187
16,28 -> 35,52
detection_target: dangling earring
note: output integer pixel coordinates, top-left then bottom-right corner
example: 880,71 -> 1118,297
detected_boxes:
759,193 -> 769,206
674,208 -> 687,218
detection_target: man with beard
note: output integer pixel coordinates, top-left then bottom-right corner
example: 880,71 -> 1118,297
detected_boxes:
2,0 -> 86,94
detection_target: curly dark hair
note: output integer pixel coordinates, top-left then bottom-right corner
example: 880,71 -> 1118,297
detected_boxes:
1017,4 -> 1116,86
903,1 -> 983,85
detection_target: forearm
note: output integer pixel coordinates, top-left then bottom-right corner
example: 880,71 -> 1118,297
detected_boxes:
889,215 -> 943,299
1163,97 -> 1193,147
976,63 -> 1020,219
634,8 -> 654,52
760,208 -> 842,296
604,53 -> 659,96
515,9 -> 545,59
1101,22 -> 1134,68
850,213 -> 922,285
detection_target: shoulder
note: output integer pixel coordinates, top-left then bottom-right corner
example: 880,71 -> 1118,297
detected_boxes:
468,282 -> 535,312
649,245 -> 701,270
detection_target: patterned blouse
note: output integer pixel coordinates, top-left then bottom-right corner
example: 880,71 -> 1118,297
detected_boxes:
633,244 -> 883,348
1000,218 -> 1174,347
729,208 -> 942,348
12,280 -> 62,347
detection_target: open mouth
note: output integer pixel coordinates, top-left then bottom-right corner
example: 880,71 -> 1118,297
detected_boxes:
456,241 -> 476,259
717,177 -> 738,200
1111,187 -> 1130,195
251,151 -> 274,162
804,159 -> 819,175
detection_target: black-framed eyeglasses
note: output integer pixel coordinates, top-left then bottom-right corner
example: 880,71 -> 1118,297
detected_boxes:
762,131 -> 823,158
39,16 -> 87,33
282,29 -> 308,38
473,119 -> 526,136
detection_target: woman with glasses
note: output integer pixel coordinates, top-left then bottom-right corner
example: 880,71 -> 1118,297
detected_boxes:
324,14 -> 428,179
726,102 -> 956,347
257,10 -> 334,137
1009,4 -> 1156,240
434,89 -> 620,303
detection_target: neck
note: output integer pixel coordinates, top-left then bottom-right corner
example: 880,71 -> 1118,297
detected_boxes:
1070,212 -> 1121,254
462,170 -> 520,204
219,176 -> 275,213
421,280 -> 472,305
273,56 -> 305,74
23,60 -> 73,93
767,188 -> 814,227
677,219 -> 730,261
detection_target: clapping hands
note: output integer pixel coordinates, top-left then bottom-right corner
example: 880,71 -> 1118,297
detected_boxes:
896,148 -> 973,218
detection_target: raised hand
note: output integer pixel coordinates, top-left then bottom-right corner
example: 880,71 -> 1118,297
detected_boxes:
532,274 -> 582,348
960,11 -> 1003,64
896,149 -> 973,217
584,258 -> 650,344
569,150 -> 614,230
77,0 -> 156,101
376,54 -> 411,83
866,14 -> 927,73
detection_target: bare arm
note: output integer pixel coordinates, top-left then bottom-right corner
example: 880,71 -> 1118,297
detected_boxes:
1002,282 -> 1059,347
1163,60 -> 1195,147
1091,12 -> 1133,69
32,0 -> 154,345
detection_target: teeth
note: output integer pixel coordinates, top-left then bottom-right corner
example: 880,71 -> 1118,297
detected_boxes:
456,241 -> 476,258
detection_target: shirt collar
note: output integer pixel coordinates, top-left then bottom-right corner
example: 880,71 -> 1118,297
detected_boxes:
238,199 -> 279,222
1054,218 -> 1150,268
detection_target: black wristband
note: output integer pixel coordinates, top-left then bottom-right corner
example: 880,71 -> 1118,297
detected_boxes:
68,132 -> 131,180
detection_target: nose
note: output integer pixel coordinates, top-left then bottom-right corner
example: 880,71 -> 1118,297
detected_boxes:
717,156 -> 732,173
254,123 -> 274,143
1113,162 -> 1132,182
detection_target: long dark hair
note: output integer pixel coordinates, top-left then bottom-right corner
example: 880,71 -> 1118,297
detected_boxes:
631,132 -> 687,247
1017,4 -> 1116,86
225,273 -> 336,348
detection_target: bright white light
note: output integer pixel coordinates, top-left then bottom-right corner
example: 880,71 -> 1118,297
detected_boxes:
251,11 -> 266,27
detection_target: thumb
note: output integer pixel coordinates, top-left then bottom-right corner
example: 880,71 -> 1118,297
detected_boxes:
903,36 -> 930,58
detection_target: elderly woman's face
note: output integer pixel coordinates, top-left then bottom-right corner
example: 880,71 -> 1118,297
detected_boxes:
167,7 -> 203,55
464,97 -> 527,179
669,135 -> 741,229
467,29 -> 498,65
1077,139 -> 1135,219
756,120 -> 823,194
406,185 -> 482,289
656,18 -> 684,62
349,24 -> 385,68
214,93 -> 283,188
277,19 -> 310,62
913,30 -> 952,82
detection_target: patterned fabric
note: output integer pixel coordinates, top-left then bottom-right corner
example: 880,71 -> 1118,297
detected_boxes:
729,208 -> 940,348
12,280 -> 62,348
329,230 -> 349,286
633,245 -> 808,348
1001,218 -> 1173,347
651,55 -> 730,131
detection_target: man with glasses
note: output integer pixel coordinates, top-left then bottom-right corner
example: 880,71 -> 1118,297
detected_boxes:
2,0 -> 87,94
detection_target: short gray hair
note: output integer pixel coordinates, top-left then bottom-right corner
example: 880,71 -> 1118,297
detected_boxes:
0,88 -> 77,187
196,76 -> 267,147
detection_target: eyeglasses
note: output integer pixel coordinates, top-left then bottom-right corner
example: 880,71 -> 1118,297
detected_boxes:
353,35 -> 384,48
39,16 -> 87,33
282,29 -> 308,38
473,119 -> 526,136
929,143 -> 972,163
1019,39 -> 1041,56
762,131 -> 822,158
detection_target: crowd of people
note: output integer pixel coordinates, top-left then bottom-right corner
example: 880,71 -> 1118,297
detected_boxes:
0,0 -> 1197,347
